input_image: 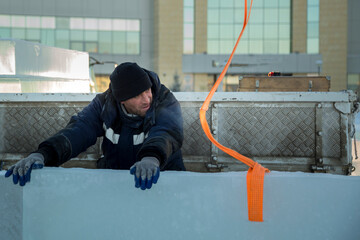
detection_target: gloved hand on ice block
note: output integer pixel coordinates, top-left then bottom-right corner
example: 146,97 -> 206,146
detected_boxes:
130,156 -> 160,190
5,153 -> 44,186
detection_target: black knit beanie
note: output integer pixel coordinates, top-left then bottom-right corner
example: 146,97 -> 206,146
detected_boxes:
110,62 -> 152,101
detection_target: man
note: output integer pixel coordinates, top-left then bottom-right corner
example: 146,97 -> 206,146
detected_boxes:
5,62 -> 185,190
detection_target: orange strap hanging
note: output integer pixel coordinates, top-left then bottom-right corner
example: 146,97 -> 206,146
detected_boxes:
199,0 -> 269,222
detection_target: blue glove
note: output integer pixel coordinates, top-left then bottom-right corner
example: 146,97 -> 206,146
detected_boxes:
5,153 -> 44,186
130,157 -> 160,190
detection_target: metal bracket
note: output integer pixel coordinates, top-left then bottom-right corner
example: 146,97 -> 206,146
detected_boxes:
308,80 -> 312,92
334,102 -> 351,114
206,162 -> 225,172
311,164 -> 335,173
314,103 -> 323,169
210,103 -> 219,156
206,156 -> 225,172
342,163 -> 356,175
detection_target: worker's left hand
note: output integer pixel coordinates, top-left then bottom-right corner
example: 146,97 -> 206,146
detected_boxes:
130,157 -> 160,190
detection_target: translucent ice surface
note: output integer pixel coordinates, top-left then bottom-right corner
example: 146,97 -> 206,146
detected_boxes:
1,168 -> 360,240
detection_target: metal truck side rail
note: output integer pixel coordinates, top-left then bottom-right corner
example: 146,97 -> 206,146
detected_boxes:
0,91 -> 358,175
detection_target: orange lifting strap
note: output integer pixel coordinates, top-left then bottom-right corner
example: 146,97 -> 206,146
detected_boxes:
199,0 -> 270,222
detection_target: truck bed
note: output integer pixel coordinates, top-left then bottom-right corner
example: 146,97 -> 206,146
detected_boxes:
0,91 -> 358,175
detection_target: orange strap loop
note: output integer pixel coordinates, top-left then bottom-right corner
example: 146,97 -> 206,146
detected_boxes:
199,0 -> 270,222
247,162 -> 268,221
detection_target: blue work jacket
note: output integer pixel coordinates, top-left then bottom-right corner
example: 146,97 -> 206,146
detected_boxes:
37,69 -> 185,171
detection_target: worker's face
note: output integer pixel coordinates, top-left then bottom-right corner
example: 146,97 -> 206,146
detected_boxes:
121,88 -> 153,117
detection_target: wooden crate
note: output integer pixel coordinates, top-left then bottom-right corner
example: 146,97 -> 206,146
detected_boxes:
238,76 -> 330,92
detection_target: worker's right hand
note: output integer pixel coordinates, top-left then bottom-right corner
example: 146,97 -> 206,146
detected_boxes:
5,153 -> 44,186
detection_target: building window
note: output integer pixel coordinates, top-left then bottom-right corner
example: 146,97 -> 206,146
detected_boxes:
55,29 -> 70,49
307,0 -> 319,53
207,0 -> 291,54
0,14 -> 140,55
183,0 -> 194,54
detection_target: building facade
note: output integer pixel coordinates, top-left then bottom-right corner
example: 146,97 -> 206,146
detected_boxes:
0,0 -> 359,93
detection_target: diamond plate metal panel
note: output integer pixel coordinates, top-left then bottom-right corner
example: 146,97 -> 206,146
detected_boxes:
322,106 -> 341,158
180,103 -> 211,157
0,91 -> 356,174
1,102 -> 211,158
1,103 -> 100,154
217,104 -> 315,157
